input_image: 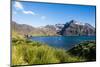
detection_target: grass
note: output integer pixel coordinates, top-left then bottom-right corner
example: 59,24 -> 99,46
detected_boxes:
12,32 -> 85,66
69,41 -> 96,61
12,31 -> 95,66
12,39 -> 84,66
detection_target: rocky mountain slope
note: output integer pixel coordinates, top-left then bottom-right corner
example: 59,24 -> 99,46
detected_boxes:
58,20 -> 95,36
12,21 -> 58,36
12,20 -> 95,36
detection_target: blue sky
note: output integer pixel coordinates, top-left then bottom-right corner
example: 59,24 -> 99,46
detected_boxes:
12,1 -> 96,27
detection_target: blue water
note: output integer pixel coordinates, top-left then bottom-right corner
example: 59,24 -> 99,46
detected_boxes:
29,36 -> 96,49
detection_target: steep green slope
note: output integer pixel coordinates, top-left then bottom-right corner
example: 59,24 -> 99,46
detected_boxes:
68,41 -> 96,61
12,32 -> 85,66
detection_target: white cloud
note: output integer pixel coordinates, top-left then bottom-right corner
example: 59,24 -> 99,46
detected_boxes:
14,2 -> 23,10
23,10 -> 35,15
14,2 -> 36,16
14,2 -> 46,18
41,16 -> 46,20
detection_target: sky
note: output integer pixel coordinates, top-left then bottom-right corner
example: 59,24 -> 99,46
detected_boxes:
12,1 -> 96,27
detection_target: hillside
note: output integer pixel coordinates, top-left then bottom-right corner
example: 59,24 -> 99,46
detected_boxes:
58,20 -> 95,36
12,32 -> 95,66
12,20 -> 95,36
12,33 -> 86,66
12,21 -> 58,36
68,41 -> 96,61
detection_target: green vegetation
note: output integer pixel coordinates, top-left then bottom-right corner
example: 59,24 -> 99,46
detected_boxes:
69,41 -> 96,61
12,32 -> 86,66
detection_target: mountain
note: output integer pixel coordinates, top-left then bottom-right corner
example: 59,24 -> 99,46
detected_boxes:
12,21 -> 58,36
58,20 -> 95,36
12,20 -> 95,36
12,21 -> 35,35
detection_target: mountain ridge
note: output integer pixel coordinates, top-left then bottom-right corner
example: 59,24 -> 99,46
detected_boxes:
12,20 -> 95,36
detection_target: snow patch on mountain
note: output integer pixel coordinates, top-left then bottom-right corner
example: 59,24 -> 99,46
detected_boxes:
75,22 -> 85,25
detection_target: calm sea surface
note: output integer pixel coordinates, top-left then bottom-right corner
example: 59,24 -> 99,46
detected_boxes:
29,36 -> 96,49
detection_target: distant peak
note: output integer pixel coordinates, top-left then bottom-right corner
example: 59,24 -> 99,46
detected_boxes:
69,20 -> 77,23
69,20 -> 84,25
84,23 -> 94,29
85,23 -> 91,25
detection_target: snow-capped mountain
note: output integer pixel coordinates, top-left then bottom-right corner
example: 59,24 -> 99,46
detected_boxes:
12,20 -> 95,36
58,20 -> 95,36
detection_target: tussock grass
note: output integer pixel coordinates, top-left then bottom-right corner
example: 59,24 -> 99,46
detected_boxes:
12,32 -> 86,66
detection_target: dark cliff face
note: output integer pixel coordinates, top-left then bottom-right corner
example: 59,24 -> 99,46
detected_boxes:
58,20 -> 95,36
12,20 -> 95,36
